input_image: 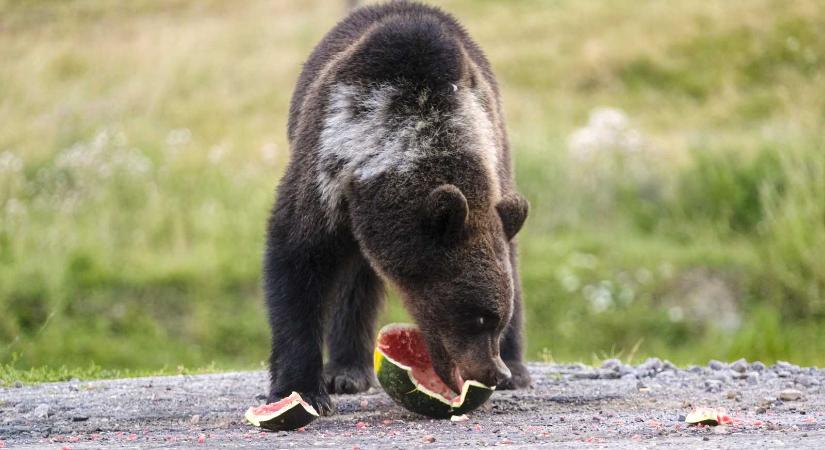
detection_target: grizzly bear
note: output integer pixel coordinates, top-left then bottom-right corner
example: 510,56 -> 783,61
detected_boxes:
264,1 -> 530,414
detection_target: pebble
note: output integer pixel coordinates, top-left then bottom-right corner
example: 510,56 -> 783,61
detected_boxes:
704,379 -> 723,392
749,361 -> 767,372
190,415 -> 201,425
779,389 -> 803,401
747,372 -> 760,385
708,360 -> 726,371
730,358 -> 748,373
759,396 -> 777,408
33,404 -> 50,419
641,357 -> 663,372
13,381 -> 23,389
601,359 -> 622,371
422,435 -> 435,443
795,375 -> 820,387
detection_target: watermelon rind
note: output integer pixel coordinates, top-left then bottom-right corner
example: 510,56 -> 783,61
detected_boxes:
374,324 -> 495,419
245,392 -> 319,431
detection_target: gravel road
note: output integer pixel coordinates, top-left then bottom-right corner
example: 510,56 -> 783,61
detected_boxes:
2,359 -> 824,448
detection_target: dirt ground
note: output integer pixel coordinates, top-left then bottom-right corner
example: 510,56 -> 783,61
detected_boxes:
2,361 -> 824,448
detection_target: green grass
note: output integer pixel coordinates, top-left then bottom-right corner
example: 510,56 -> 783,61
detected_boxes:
1,0 -> 824,383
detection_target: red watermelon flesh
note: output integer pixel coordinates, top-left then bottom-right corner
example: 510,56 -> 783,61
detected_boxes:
377,325 -> 459,402
249,392 -> 315,416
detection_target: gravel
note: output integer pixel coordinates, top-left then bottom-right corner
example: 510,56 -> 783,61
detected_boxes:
1,360 -> 823,449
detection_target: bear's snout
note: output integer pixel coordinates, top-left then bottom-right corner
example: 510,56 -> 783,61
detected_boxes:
458,354 -> 512,388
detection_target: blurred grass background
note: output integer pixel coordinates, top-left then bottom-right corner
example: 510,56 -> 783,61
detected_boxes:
1,0 -> 824,383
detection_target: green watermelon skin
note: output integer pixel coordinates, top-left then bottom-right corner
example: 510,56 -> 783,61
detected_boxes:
375,348 -> 494,419
245,395 -> 319,431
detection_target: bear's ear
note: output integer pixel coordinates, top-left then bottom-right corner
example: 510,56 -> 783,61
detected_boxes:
424,184 -> 468,243
496,193 -> 529,240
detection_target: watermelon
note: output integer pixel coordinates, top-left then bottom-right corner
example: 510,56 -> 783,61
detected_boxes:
245,391 -> 319,431
374,323 -> 494,419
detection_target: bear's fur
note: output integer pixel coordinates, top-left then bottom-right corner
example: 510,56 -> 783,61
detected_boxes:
264,0 -> 530,415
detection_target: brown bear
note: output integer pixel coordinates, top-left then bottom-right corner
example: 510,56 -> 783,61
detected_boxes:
264,0 -> 530,415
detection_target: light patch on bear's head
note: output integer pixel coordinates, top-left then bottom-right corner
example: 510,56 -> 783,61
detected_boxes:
316,82 -> 501,229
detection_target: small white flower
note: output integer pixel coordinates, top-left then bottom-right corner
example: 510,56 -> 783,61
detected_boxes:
166,128 -> 192,147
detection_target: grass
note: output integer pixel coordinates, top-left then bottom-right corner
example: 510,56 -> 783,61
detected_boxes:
1,0 -> 824,383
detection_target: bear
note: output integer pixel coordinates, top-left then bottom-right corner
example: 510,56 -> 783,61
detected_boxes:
263,0 -> 530,415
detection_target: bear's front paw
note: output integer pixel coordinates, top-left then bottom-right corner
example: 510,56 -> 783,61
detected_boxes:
497,360 -> 532,390
324,364 -> 377,395
268,389 -> 335,416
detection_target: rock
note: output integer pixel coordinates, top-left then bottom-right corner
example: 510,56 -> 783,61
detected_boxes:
795,375 -> 820,387
759,397 -> 776,408
774,361 -> 800,374
730,358 -> 748,373
619,365 -> 635,376
595,369 -> 621,379
779,389 -> 803,401
749,361 -> 766,372
13,381 -> 23,389
710,373 -> 732,384
422,435 -> 436,443
662,360 -> 677,371
33,404 -> 50,419
747,372 -> 760,385
709,360 -> 726,371
641,357 -> 663,372
190,414 -> 201,425
601,358 -> 622,371
704,379 -> 723,393
725,390 -> 739,400
687,365 -> 703,374
730,370 -> 749,380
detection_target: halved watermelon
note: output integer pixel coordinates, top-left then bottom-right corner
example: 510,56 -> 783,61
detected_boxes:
245,391 -> 319,431
374,323 -> 494,419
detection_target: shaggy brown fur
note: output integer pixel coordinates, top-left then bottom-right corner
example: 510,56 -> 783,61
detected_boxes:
264,1 -> 530,415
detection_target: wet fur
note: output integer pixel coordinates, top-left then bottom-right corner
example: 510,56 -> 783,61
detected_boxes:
264,1 -> 530,414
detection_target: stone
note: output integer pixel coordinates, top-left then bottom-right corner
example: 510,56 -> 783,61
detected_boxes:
730,358 -> 748,373
747,372 -> 760,385
704,379 -> 723,392
708,360 -> 726,371
601,358 -> 622,371
795,375 -> 820,387
749,361 -> 766,372
779,389 -> 803,401
33,404 -> 50,419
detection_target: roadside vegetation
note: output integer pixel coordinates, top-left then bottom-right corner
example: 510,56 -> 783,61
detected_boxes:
1,0 -> 823,384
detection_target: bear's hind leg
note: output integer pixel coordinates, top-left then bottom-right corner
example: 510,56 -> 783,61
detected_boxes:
324,255 -> 384,394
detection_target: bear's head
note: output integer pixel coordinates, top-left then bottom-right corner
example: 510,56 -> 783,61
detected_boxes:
349,157 -> 528,391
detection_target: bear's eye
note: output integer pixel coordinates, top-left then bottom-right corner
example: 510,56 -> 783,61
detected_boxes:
470,315 -> 495,332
